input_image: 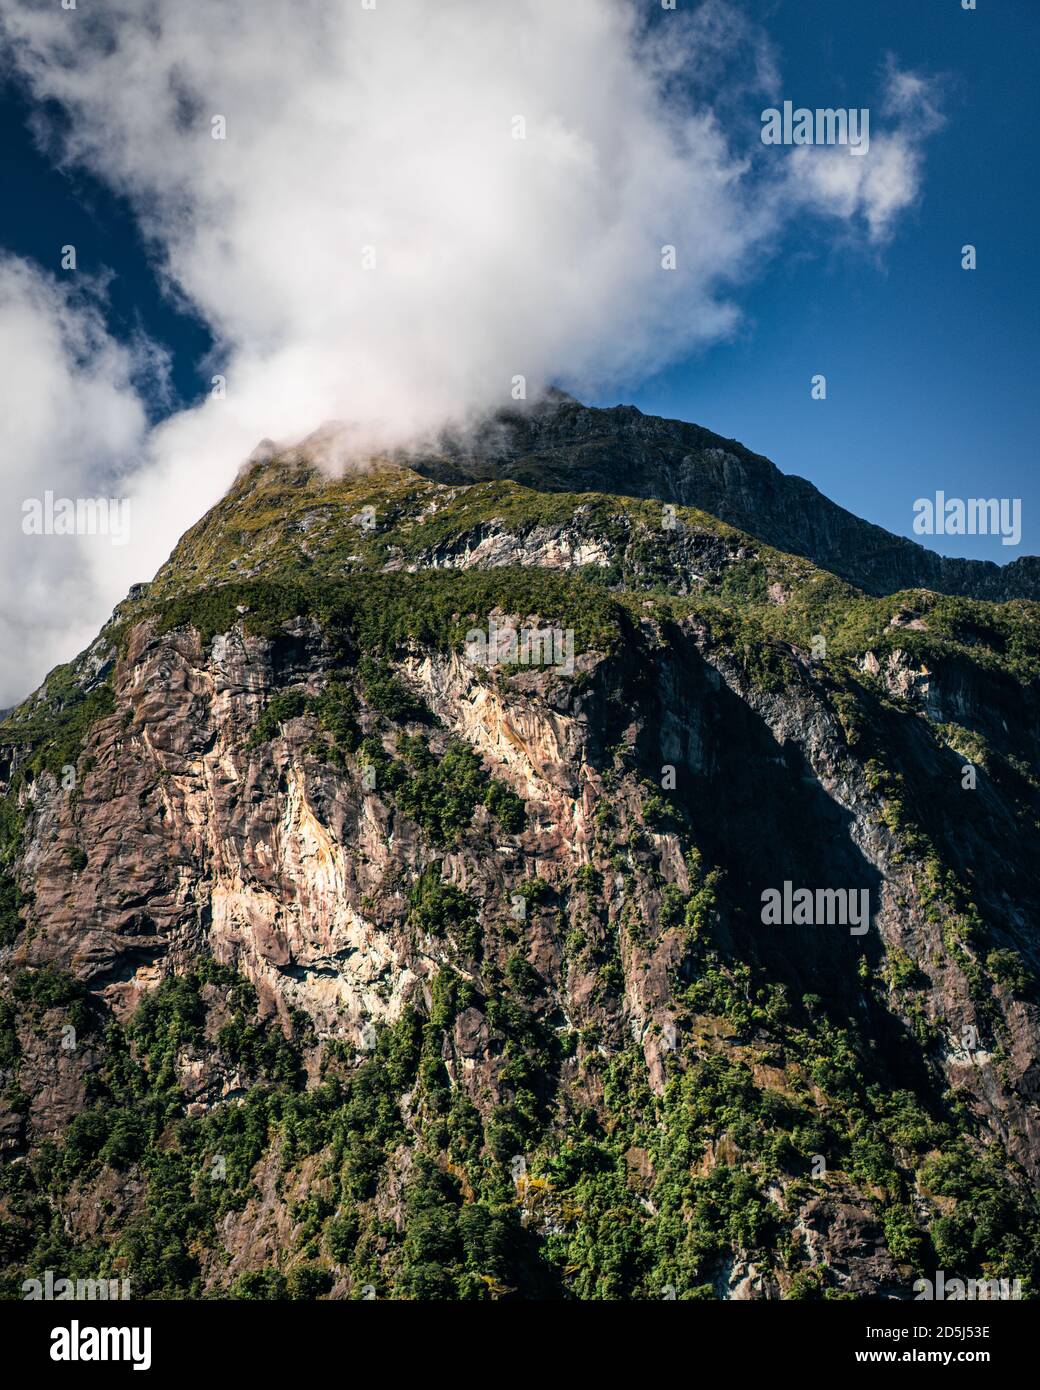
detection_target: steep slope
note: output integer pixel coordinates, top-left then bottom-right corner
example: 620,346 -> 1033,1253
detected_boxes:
1,446 -> 1039,1301
405,394 -> 1040,602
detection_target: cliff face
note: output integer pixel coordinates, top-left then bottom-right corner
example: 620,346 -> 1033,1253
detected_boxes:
1,427 -> 1039,1300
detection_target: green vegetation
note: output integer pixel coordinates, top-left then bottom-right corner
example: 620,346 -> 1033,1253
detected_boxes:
363,734 -> 524,845
358,657 -> 427,723
2,852 -> 1039,1301
0,448 -> 1037,1302
0,666 -> 115,783
409,865 -> 481,958
247,678 -> 361,763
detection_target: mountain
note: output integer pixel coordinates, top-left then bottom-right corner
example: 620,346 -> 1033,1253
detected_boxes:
1,404 -> 1039,1301
406,393 -> 1040,602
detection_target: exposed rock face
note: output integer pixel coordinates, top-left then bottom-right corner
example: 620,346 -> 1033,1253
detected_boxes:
407,395 -> 1040,602
1,414 -> 1038,1301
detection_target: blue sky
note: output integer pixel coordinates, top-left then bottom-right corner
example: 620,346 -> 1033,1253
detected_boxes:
0,0 -> 1035,566
614,0 -> 1040,561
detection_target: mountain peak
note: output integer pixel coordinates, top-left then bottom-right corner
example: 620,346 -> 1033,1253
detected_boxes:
395,396 -> 1038,603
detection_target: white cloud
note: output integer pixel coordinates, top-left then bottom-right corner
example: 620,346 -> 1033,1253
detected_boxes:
783,65 -> 944,240
0,2 -> 942,705
0,256 -> 151,706
2,0 -> 772,434
881,56 -> 946,135
786,135 -> 921,241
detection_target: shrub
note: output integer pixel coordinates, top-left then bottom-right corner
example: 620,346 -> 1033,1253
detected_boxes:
409,866 -> 481,957
324,1211 -> 360,1264
987,948 -> 1032,997
358,658 -> 427,723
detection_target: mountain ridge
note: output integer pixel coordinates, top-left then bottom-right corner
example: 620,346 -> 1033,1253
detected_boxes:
401,395 -> 1039,603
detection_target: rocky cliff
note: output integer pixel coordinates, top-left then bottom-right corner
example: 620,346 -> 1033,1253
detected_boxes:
1,416 -> 1038,1300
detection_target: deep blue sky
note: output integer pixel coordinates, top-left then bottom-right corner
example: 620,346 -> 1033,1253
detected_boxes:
613,0 -> 1040,562
0,88 -> 214,420
1,0 -> 1035,562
